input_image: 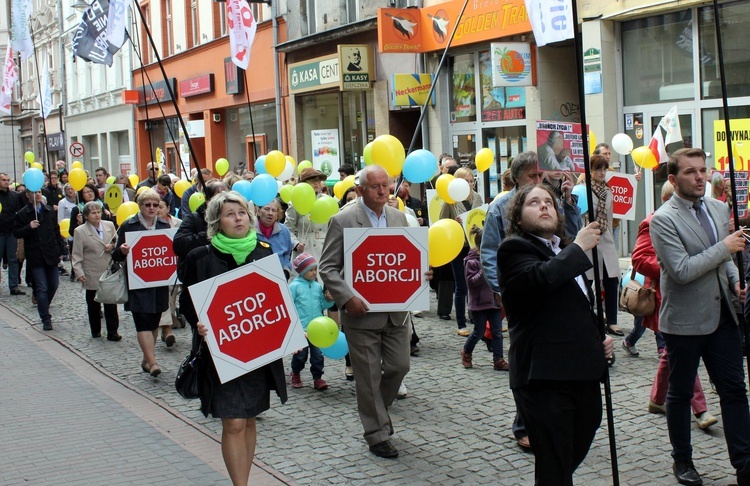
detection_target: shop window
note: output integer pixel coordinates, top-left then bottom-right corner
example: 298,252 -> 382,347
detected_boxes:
699,2 -> 750,99
479,50 -> 526,123
449,53 -> 476,123
621,12 -> 695,105
140,2 -> 152,64
213,1 -> 228,39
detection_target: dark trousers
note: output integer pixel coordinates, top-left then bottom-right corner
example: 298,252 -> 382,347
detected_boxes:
85,289 -> 119,337
450,247 -> 469,328
663,307 -> 750,474
29,265 -> 59,324
602,268 -> 618,325
514,381 -> 602,486
291,341 -> 324,379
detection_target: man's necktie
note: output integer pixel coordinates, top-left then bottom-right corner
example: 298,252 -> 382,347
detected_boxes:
693,199 -> 716,245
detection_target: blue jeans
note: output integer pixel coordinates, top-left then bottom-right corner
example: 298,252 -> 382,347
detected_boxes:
29,265 -> 59,324
0,232 -> 20,290
663,306 -> 750,473
625,315 -> 666,350
464,308 -> 504,362
291,341 -> 324,379
450,247 -> 469,328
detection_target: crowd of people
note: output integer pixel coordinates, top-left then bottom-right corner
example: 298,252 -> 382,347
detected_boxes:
2,144 -> 750,486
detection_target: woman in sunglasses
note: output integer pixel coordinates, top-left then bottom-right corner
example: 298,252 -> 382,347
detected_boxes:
113,189 -> 171,377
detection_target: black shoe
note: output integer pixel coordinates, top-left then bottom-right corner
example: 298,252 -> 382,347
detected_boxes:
606,325 -> 625,336
606,355 -> 616,367
438,315 -> 451,321
10,287 -> 26,295
410,345 -> 420,356
42,321 -> 53,331
107,333 -> 122,342
92,333 -> 102,338
59,268 -> 69,277
369,440 -> 398,458
673,460 -> 703,486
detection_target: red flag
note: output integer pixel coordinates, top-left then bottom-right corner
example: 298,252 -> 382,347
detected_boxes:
648,127 -> 668,164
227,0 -> 257,70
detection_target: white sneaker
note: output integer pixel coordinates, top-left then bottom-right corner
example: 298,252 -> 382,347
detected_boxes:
396,383 -> 408,399
694,412 -> 718,430
621,340 -> 640,357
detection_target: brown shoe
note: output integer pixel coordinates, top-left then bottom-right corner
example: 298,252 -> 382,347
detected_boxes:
460,349 -> 472,368
517,436 -> 532,450
493,358 -> 509,371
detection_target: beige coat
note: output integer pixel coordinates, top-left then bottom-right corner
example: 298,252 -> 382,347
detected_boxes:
72,221 -> 118,290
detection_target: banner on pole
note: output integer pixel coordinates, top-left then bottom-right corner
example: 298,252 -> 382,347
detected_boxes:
0,44 -> 18,115
72,0 -> 128,67
11,0 -> 34,61
227,0 -> 257,70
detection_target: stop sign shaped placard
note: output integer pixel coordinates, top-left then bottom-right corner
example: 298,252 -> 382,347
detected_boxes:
125,229 -> 178,289
344,227 -> 429,311
189,255 -> 306,384
606,172 -> 638,220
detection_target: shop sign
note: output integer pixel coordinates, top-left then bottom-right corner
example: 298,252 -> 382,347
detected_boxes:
391,74 -> 435,107
338,45 -> 373,91
224,57 -> 244,95
46,132 -> 66,151
179,74 -> 214,98
137,78 -> 176,106
490,42 -> 532,87
378,0 -> 531,53
288,54 -> 339,95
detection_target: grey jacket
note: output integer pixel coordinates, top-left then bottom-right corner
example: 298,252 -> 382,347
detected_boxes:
650,194 -> 739,335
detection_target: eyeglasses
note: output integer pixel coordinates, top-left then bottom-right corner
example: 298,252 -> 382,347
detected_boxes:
142,203 -> 159,208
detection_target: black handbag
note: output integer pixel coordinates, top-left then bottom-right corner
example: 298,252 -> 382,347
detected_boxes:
175,337 -> 203,399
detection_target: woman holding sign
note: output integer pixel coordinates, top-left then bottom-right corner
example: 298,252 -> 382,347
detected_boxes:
180,191 -> 287,486
113,190 -> 170,377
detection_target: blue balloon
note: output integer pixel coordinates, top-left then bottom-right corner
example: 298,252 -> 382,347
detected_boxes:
255,155 -> 267,175
403,149 -> 438,183
571,185 -> 588,215
320,332 -> 349,359
232,180 -> 253,201
23,168 -> 44,192
622,267 -> 646,286
249,174 -> 278,206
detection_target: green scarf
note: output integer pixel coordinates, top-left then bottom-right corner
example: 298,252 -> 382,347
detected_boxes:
211,232 -> 258,265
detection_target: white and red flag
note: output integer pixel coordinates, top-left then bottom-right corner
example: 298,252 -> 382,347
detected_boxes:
649,106 -> 681,163
227,0 -> 257,70
0,44 -> 18,115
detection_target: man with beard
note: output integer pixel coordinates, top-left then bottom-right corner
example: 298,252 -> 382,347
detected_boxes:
498,184 -> 613,484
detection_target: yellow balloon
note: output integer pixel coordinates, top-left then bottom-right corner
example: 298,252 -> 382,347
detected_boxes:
24,151 -> 35,164
428,219 -> 465,267
333,181 -> 345,200
631,146 -> 658,169
189,192 -> 206,212
71,161 -> 83,170
392,195 -> 404,212
69,168 -> 87,191
59,219 -> 71,238
279,184 -> 294,204
116,201 -> 139,226
297,160 -> 313,173
285,155 -> 296,168
265,150 -> 286,178
31,162 -> 43,170
104,184 -> 123,212
106,176 -> 116,184
589,130 -> 598,156
128,174 -> 139,188
371,135 -> 406,177
435,174 -> 456,204
0,202 -> 2,213
475,148 -> 494,172
215,157 -> 229,176
173,179 -> 191,198
137,186 -> 151,196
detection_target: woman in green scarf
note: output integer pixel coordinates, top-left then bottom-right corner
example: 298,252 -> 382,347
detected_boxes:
180,191 -> 287,486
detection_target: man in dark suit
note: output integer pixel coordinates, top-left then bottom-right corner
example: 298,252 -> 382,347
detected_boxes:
320,165 -> 417,459
498,184 -> 613,485
650,147 -> 750,486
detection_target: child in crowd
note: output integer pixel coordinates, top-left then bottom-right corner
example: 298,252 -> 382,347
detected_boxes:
460,226 -> 508,371
289,253 -> 335,390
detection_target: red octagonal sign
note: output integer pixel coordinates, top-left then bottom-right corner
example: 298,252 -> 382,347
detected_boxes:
205,272 -> 292,364
126,229 -> 178,289
606,173 -> 637,220
344,227 -> 429,311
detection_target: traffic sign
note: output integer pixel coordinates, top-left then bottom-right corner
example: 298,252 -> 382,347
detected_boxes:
344,227 -> 429,311
188,255 -> 306,384
125,229 -> 178,289
69,142 -> 85,158
606,172 -> 638,220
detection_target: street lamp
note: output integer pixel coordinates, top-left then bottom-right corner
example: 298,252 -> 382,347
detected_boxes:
72,1 -> 89,11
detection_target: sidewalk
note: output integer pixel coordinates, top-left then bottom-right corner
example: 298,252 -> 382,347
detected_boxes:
0,308 -> 285,485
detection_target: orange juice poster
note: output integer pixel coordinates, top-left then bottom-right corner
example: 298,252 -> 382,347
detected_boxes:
311,129 -> 340,181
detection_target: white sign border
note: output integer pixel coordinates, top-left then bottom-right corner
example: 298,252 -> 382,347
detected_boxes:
125,228 -> 179,289
189,255 -> 307,384
343,227 -> 430,312
605,172 -> 638,220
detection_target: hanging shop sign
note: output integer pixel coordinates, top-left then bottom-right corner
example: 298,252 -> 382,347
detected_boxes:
391,74 -> 435,107
224,57 -> 244,95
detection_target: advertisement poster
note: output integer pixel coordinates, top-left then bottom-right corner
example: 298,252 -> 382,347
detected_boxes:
716,171 -> 749,219
311,129 -> 341,181
451,56 -> 475,122
480,50 -> 526,122
713,118 -> 750,171
536,120 -> 587,172
490,42 -> 532,87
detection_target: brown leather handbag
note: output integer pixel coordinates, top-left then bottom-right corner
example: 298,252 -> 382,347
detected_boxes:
619,268 -> 656,316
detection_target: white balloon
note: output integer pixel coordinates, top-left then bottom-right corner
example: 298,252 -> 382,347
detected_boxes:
448,178 -> 470,201
611,133 -> 634,155
405,214 -> 420,228
276,161 -> 295,181
277,180 -> 283,192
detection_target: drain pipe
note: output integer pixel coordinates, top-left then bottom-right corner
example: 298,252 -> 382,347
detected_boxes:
272,0 -> 282,150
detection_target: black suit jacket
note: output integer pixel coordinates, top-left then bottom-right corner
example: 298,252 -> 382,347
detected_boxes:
498,234 -> 605,389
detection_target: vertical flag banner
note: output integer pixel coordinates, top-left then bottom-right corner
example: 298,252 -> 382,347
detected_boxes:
524,0 -> 574,47
38,58 -> 52,119
227,0 -> 257,70
11,0 -> 34,61
0,44 -> 18,115
72,0 -> 128,67
649,106 -> 680,164
107,0 -> 132,48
